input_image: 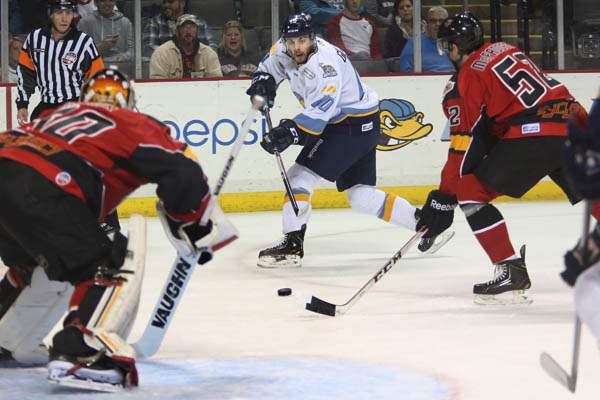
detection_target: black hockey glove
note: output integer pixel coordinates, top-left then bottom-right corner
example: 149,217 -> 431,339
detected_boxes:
261,119 -> 304,154
562,223 -> 600,286
563,104 -> 600,200
416,190 -> 457,238
246,71 -> 277,108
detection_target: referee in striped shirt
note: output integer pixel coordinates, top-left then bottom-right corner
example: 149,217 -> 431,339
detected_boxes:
16,0 -> 105,126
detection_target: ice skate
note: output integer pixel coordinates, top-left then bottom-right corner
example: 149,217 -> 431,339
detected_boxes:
47,352 -> 132,392
473,245 -> 532,305
257,225 -> 305,268
418,230 -> 455,254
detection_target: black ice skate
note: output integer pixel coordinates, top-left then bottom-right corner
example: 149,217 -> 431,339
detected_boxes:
473,245 -> 532,305
257,225 -> 306,268
418,230 -> 455,254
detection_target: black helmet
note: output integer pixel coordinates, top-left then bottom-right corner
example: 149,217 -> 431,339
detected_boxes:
48,0 -> 78,14
282,13 -> 315,39
437,12 -> 484,54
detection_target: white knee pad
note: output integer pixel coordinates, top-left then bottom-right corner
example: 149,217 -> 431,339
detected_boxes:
283,164 -> 320,233
574,262 -> 600,348
347,185 -> 417,230
83,214 -> 146,358
0,268 -> 72,364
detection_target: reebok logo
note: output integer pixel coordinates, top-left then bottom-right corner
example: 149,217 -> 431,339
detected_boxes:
431,199 -> 456,212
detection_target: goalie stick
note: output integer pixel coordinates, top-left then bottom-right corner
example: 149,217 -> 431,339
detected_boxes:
132,100 -> 263,358
305,228 -> 426,316
539,200 -> 590,392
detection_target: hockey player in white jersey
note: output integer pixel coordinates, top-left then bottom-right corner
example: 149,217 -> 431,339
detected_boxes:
247,13 -> 451,268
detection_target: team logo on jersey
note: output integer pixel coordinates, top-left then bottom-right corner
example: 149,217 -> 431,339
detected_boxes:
62,52 -> 77,66
55,171 -> 72,186
319,63 -> 337,78
377,99 -> 433,152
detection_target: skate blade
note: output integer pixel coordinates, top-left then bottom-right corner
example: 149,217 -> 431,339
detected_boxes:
257,255 -> 302,268
48,375 -> 124,393
473,289 -> 533,306
423,231 -> 455,254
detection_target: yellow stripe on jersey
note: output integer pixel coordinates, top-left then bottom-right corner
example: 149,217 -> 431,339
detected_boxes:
331,109 -> 379,124
296,122 -> 322,136
322,85 -> 337,94
450,134 -> 471,152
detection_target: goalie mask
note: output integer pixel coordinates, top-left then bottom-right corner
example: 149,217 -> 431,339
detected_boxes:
80,68 -> 136,109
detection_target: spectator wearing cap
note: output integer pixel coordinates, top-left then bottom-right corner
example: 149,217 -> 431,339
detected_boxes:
143,0 -> 216,58
78,0 -> 134,63
398,6 -> 454,72
327,0 -> 382,60
217,20 -> 259,77
149,14 -> 222,79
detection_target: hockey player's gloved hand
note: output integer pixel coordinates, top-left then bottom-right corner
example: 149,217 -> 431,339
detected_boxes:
563,101 -> 600,199
261,119 -> 303,154
416,190 -> 457,238
246,72 -> 277,108
164,217 -> 215,264
562,223 -> 600,286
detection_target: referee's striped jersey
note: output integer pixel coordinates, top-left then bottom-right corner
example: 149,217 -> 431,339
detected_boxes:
16,27 -> 105,109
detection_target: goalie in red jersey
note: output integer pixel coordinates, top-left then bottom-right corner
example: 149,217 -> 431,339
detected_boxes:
415,12 -> 600,305
0,68 -> 236,390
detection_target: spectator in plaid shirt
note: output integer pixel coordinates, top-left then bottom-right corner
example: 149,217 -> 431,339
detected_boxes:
143,0 -> 216,58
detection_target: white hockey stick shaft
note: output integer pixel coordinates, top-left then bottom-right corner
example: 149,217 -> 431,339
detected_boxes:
200,98 -> 263,225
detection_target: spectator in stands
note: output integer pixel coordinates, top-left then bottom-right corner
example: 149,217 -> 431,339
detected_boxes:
398,6 -> 454,72
383,0 -> 413,58
327,0 -> 382,60
217,20 -> 259,77
298,0 -> 344,36
143,0 -> 216,58
7,35 -> 25,83
149,14 -> 222,79
11,0 -> 47,34
364,0 -> 395,26
78,0 -> 133,63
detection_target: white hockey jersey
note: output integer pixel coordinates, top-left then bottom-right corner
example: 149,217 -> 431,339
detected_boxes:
257,37 -> 379,135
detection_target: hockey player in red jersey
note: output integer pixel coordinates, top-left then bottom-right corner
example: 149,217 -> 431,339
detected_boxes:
416,12 -> 599,304
0,68 -> 235,389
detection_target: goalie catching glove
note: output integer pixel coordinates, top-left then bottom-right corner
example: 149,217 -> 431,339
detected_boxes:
416,190 -> 457,238
260,119 -> 305,154
158,202 -> 239,264
246,72 -> 277,109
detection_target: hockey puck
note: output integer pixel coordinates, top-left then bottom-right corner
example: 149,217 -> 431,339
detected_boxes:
277,288 -> 292,296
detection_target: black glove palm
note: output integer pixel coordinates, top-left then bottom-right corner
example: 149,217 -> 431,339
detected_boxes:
416,190 -> 457,238
562,223 -> 600,286
246,72 -> 277,108
261,119 -> 302,154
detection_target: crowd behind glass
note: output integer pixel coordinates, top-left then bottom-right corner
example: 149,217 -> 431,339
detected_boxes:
1,0 -> 599,83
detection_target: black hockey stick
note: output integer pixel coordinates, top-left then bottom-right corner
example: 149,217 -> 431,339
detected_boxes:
305,228 -> 426,316
262,107 -> 300,216
539,200 -> 590,392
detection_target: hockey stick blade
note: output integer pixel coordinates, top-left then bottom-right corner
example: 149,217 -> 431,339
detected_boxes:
540,352 -> 575,392
305,229 -> 426,317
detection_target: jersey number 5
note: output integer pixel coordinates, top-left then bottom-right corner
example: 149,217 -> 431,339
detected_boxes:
492,52 -> 562,108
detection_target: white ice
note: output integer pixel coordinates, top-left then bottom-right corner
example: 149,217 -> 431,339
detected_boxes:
1,200 -> 599,399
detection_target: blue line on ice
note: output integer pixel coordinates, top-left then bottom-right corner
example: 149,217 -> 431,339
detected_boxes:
0,357 -> 449,399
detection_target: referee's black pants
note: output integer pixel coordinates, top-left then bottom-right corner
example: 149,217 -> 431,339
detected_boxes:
30,101 -> 68,121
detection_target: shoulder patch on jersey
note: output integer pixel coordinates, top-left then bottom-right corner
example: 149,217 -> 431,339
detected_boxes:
320,63 -> 337,78
322,85 -> 336,94
302,67 -> 316,80
269,43 -> 278,55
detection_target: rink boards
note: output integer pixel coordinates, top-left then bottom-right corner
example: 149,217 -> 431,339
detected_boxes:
1,71 -> 599,216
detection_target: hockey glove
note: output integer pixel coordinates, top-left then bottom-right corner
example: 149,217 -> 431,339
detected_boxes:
562,223 -> 600,286
416,190 -> 457,238
261,119 -> 304,154
246,71 -> 277,108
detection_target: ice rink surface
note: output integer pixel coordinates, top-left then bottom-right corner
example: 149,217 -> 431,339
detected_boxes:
2,200 -> 600,399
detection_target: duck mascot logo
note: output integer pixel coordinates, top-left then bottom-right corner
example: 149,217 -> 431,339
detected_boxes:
377,99 -> 433,151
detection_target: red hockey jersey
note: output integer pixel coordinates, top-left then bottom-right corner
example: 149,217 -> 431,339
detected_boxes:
439,42 -> 579,195
0,102 -> 209,222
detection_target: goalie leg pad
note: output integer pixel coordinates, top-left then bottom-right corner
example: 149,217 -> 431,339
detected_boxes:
0,267 -> 71,364
50,215 -> 146,386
